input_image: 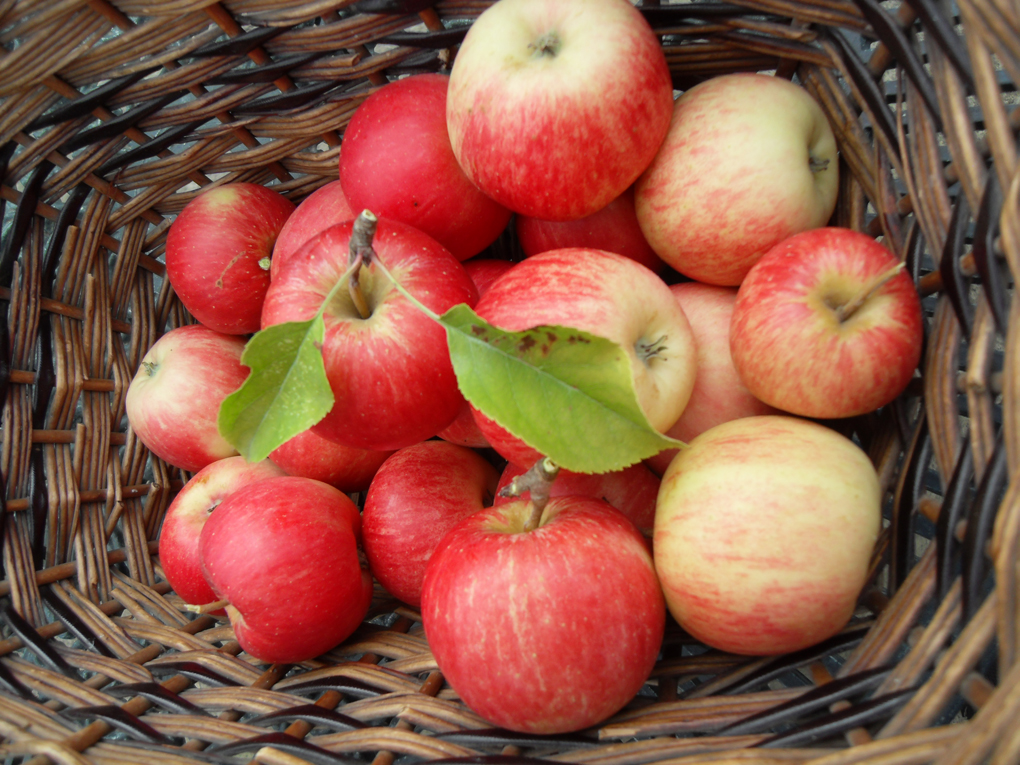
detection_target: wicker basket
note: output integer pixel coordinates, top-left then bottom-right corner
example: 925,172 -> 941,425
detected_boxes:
0,0 -> 1018,762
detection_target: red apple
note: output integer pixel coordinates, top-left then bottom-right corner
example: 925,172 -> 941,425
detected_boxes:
262,218 -> 478,451
269,427 -> 394,494
635,73 -> 839,286
362,441 -> 499,607
654,415 -> 881,655
645,282 -> 779,477
125,324 -> 249,473
339,74 -> 511,261
165,182 -> 295,334
730,227 -> 923,419
516,186 -> 665,274
495,461 -> 659,535
422,495 -> 665,733
462,258 -> 517,296
159,456 -> 285,609
200,476 -> 373,663
436,258 -> 516,449
469,249 -> 698,467
271,180 -> 355,281
446,0 -> 674,221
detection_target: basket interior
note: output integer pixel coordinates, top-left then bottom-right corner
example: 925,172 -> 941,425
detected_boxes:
1,0 -> 1019,763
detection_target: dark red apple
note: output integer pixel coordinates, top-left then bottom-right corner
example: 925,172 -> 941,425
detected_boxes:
165,183 -> 295,335
199,476 -> 373,663
261,218 -> 478,451
159,456 -> 285,609
270,426 -> 393,494
339,73 -> 511,261
362,440 -> 499,607
271,180 -> 355,281
516,187 -> 665,274
422,495 -> 665,733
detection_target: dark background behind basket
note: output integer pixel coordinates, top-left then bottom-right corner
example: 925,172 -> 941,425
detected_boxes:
0,0 -> 1018,763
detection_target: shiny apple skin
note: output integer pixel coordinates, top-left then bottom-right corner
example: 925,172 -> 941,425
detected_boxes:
261,219 -> 478,451
422,495 -> 665,733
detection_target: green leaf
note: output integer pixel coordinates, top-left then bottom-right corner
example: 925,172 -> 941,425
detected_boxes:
440,304 -> 683,474
218,317 -> 334,463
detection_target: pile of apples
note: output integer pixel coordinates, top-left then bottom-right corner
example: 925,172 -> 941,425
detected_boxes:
126,0 -> 925,736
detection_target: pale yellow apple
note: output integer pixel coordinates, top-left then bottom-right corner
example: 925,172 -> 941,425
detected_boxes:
635,73 -> 839,286
654,415 -> 881,656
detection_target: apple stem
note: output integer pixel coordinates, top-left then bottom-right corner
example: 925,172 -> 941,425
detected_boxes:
500,457 -> 560,532
835,261 -> 906,323
348,252 -> 372,320
348,210 -> 378,320
185,598 -> 229,614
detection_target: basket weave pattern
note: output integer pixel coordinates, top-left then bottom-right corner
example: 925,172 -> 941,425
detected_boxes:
0,0 -> 1019,763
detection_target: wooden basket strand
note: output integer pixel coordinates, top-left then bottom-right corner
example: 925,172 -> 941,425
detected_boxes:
0,0 -> 1019,763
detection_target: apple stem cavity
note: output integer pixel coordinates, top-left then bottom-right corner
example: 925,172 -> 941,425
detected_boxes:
834,261 -> 906,323
185,598 -> 230,614
500,457 -> 560,532
348,210 -> 379,320
529,31 -> 561,58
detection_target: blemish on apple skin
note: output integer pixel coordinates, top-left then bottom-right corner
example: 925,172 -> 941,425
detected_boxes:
216,252 -> 244,288
518,335 -> 537,353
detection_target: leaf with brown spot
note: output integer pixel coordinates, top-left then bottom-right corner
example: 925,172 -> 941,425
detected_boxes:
440,304 -> 683,474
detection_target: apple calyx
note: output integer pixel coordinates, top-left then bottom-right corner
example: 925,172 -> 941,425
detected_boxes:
635,334 -> 668,363
529,32 -> 561,58
499,456 -> 560,532
141,360 -> 157,376
809,156 -> 831,173
832,261 -> 906,323
348,210 -> 380,320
